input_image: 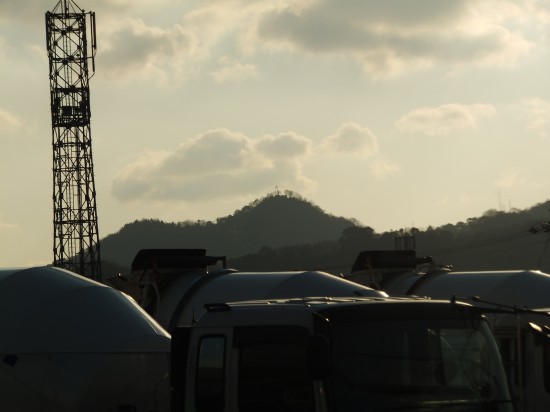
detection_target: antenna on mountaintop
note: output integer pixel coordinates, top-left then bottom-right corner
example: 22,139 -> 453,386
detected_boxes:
45,0 -> 102,280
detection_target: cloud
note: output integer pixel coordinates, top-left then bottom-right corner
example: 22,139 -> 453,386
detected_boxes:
111,120 -> 410,203
98,18 -> 196,82
7,0 -> 541,83
318,122 -> 379,156
251,0 -> 537,77
317,122 -> 399,178
211,57 -> 258,83
0,109 -> 22,133
395,103 -> 496,136
256,132 -> 312,159
1,0 -> 133,25
111,128 -> 315,202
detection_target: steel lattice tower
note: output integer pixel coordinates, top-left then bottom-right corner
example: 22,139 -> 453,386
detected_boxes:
46,0 -> 102,280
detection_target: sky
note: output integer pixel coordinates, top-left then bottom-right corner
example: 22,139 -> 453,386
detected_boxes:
1,0 -> 550,267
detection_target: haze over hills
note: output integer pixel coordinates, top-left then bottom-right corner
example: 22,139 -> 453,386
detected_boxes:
101,191 -> 550,276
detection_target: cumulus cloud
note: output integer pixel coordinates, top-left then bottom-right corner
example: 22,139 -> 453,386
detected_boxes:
98,18 -> 196,81
318,122 -> 379,156
256,132 -> 312,159
111,122 -> 396,202
251,0 -> 537,77
111,128 -> 315,202
396,103 -> 496,136
316,122 -> 399,178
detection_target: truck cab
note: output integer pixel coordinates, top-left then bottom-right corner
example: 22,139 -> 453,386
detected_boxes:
171,297 -> 513,412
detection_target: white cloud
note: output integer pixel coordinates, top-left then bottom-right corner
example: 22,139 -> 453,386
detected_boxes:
3,0 -> 544,82
319,122 -> 379,156
111,128 -> 315,202
396,103 -> 496,136
98,18 -> 197,82
256,132 -> 312,160
250,0 -> 538,77
0,0 -> 133,25
111,122 -> 393,203
211,57 -> 258,83
317,122 -> 398,178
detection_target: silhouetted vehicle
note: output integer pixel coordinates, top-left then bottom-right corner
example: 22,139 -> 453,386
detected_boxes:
171,296 -> 513,412
108,248 -> 386,332
348,250 -> 550,412
104,249 -> 513,412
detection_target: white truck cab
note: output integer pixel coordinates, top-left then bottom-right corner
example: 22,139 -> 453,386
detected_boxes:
171,296 -> 513,412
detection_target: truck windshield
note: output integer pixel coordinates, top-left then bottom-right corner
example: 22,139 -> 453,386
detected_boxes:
330,318 -> 512,412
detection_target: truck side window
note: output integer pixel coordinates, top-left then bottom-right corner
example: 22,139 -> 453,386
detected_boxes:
234,326 -> 314,412
195,336 -> 226,412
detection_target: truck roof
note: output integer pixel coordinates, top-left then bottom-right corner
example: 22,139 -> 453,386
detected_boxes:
194,296 -> 478,328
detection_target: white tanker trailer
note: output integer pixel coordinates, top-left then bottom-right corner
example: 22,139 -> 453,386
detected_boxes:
0,266 -> 170,412
1,251 -> 516,412
107,249 -> 517,412
347,250 -> 550,412
108,248 -> 388,332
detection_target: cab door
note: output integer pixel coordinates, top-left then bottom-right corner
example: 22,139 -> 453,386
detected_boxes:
172,326 -> 233,412
229,325 -> 316,412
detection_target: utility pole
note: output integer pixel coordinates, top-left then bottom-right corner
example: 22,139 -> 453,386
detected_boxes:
46,0 -> 102,280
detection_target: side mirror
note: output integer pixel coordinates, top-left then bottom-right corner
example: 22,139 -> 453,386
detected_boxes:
306,334 -> 330,380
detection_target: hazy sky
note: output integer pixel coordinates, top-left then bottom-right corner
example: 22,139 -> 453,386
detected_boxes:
1,0 -> 550,267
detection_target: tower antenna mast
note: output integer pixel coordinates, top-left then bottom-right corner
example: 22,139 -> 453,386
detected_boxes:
45,0 -> 102,280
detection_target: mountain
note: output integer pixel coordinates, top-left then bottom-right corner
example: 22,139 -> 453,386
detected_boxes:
99,193 -> 550,277
100,191 -> 357,273
231,201 -> 550,275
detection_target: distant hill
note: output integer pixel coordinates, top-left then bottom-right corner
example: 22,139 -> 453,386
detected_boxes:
231,200 -> 550,275
100,191 -> 357,274
414,203 -> 550,272
100,193 -> 550,277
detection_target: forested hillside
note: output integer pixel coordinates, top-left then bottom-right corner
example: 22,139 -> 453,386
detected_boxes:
100,192 -> 550,277
100,191 -> 356,273
231,202 -> 550,275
